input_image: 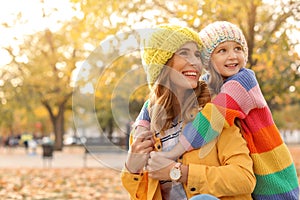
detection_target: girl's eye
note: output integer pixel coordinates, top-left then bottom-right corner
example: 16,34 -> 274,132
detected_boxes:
217,48 -> 226,53
235,46 -> 243,51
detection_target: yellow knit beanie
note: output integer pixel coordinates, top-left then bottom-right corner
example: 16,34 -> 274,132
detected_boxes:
142,24 -> 202,87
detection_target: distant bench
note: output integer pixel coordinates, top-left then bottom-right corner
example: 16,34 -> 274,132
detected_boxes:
83,136 -> 127,167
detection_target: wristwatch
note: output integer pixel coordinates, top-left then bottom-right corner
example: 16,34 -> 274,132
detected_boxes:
169,162 -> 182,181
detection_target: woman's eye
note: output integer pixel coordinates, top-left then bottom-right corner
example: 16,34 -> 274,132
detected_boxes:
195,53 -> 201,58
178,51 -> 188,56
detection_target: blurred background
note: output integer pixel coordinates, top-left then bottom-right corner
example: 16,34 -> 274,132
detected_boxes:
0,0 -> 299,152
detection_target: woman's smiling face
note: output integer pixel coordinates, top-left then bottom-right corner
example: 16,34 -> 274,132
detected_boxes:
166,42 -> 203,90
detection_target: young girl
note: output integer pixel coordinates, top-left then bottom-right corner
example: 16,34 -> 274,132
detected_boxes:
134,21 -> 299,199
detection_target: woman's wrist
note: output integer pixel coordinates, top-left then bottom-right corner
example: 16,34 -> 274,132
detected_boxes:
168,162 -> 188,183
179,164 -> 188,184
125,162 -> 143,174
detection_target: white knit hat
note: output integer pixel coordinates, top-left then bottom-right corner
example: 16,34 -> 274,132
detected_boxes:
199,21 -> 248,67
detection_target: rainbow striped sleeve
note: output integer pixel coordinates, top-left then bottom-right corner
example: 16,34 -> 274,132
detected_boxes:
133,100 -> 150,130
179,68 -> 256,150
213,68 -> 299,199
213,68 -> 267,114
179,103 -> 244,151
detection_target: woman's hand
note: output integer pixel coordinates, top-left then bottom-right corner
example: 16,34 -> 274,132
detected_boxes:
146,151 -> 175,180
125,130 -> 154,173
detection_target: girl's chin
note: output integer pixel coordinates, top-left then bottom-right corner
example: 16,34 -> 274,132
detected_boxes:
224,70 -> 239,77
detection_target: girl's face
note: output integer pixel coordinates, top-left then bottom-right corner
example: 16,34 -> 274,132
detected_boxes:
210,41 -> 246,79
166,42 -> 202,90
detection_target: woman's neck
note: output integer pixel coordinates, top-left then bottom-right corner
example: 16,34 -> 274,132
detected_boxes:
174,86 -> 186,103
173,89 -> 187,119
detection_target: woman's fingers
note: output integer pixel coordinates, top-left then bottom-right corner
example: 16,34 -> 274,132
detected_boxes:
147,161 -> 174,180
134,130 -> 153,142
126,131 -> 154,173
138,139 -> 154,153
126,136 -> 153,173
131,132 -> 154,154
147,151 -> 174,172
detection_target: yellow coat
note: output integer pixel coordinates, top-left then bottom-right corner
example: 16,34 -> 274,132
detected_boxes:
121,125 -> 256,200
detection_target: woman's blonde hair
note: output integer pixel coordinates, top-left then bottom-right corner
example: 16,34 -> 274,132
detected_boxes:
148,57 -> 211,135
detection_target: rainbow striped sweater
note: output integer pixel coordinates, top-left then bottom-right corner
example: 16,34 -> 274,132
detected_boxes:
135,68 -> 299,199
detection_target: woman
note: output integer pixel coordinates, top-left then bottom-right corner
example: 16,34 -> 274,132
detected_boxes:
121,24 -> 256,200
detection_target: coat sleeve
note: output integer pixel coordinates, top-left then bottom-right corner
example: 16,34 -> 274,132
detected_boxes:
121,169 -> 162,200
120,134 -> 162,200
184,125 -> 256,198
120,170 -> 149,200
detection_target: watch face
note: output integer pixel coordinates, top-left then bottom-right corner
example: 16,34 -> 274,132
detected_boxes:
170,168 -> 181,180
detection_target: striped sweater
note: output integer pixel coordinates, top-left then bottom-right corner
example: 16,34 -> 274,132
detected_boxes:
135,68 -> 299,199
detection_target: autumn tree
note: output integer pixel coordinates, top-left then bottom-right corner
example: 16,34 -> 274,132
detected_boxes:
73,0 -> 300,131
1,0 -> 299,148
0,2 -> 89,150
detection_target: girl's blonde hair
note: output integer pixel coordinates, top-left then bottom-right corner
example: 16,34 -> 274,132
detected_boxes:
206,61 -> 224,96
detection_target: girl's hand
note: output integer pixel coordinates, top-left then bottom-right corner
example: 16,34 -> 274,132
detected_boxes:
146,151 -> 175,180
125,130 -> 153,173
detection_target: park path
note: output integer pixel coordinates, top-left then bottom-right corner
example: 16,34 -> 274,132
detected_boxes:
0,146 -> 127,170
0,144 -> 299,200
1,144 -> 299,173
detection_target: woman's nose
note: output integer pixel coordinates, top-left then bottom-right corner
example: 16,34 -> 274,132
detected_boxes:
188,56 -> 202,70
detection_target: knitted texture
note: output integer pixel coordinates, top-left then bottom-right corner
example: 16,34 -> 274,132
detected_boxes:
199,21 -> 248,67
135,68 -> 299,199
180,68 -> 299,199
142,24 -> 202,87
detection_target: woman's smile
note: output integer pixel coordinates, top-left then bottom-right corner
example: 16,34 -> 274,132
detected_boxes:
182,70 -> 199,80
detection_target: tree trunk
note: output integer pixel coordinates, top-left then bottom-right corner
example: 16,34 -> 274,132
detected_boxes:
42,101 -> 66,151
52,106 -> 65,151
247,0 -> 257,68
107,117 -> 113,140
